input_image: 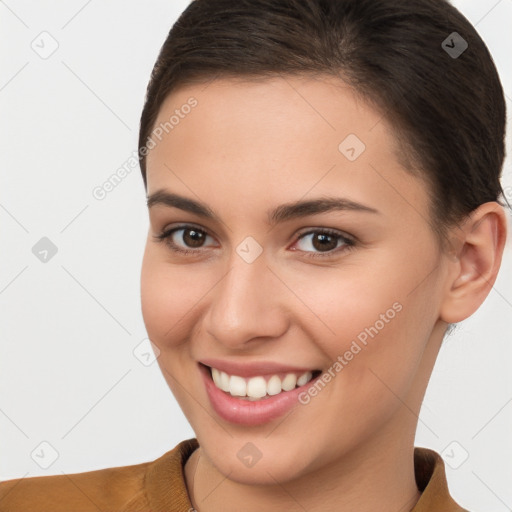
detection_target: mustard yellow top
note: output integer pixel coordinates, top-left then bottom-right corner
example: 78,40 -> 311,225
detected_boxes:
0,439 -> 468,511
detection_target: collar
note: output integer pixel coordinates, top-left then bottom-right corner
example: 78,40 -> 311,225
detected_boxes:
412,446 -> 468,511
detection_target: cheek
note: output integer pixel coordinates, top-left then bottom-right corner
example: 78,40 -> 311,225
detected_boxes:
140,246 -> 190,345
310,245 -> 439,344
140,248 -> 205,417
140,245 -> 216,349
279,262 -> 408,358
293,251 -> 439,392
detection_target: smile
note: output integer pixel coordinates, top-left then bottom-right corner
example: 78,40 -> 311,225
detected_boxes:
199,362 -> 323,425
210,366 -> 320,400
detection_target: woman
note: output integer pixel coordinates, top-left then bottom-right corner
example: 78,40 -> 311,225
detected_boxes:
0,0 -> 509,510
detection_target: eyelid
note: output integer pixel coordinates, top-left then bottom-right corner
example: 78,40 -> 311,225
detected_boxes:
295,226 -> 355,243
290,227 -> 356,258
153,223 -> 217,254
154,223 -> 356,258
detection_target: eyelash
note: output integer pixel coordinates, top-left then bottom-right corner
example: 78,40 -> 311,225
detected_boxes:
153,224 -> 356,259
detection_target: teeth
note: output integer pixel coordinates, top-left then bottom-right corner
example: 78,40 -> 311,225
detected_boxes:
212,368 -> 232,392
211,367 -> 221,388
246,376 -> 267,398
281,373 -> 297,391
210,367 -> 316,399
267,375 -> 282,396
229,375 -> 246,396
297,371 -> 312,386
219,371 -> 230,392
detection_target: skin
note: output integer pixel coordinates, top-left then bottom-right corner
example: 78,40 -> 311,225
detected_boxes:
140,75 -> 507,512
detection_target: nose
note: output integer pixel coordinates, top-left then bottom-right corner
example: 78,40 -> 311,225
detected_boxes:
204,254 -> 289,350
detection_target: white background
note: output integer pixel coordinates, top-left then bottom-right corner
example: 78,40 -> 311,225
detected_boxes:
0,1 -> 511,511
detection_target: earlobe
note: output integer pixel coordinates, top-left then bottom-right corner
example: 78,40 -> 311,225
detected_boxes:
439,202 -> 508,324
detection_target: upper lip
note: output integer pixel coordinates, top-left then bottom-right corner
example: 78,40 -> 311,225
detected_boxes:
199,358 -> 319,378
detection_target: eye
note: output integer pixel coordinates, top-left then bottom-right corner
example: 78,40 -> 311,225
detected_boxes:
291,228 -> 355,259
153,224 -> 217,255
153,224 -> 356,259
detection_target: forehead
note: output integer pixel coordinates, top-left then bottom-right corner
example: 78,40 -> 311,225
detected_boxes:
145,76 -> 429,221
147,75 -> 388,161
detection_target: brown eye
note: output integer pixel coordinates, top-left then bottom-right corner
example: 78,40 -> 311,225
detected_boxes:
311,232 -> 339,252
181,228 -> 207,248
293,229 -> 355,259
154,225 -> 216,255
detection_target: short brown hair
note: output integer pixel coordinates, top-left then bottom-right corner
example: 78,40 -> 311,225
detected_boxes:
138,0 -> 508,240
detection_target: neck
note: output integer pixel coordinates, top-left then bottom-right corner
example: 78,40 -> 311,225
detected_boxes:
185,414 -> 421,512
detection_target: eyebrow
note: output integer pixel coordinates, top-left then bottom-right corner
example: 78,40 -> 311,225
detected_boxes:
146,189 -> 380,225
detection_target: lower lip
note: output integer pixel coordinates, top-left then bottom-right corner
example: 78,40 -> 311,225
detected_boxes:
200,364 -> 320,426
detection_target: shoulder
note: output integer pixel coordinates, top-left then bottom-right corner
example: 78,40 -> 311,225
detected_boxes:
0,439 -> 198,512
0,461 -> 149,512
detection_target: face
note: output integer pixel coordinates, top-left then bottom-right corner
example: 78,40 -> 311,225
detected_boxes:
140,76 -> 451,485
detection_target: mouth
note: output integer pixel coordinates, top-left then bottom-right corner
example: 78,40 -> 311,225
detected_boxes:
205,364 -> 322,401
198,362 -> 323,425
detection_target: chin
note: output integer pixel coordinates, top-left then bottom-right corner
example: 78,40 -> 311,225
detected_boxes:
204,447 -> 312,486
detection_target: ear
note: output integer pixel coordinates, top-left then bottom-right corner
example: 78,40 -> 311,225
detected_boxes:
439,202 -> 508,324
